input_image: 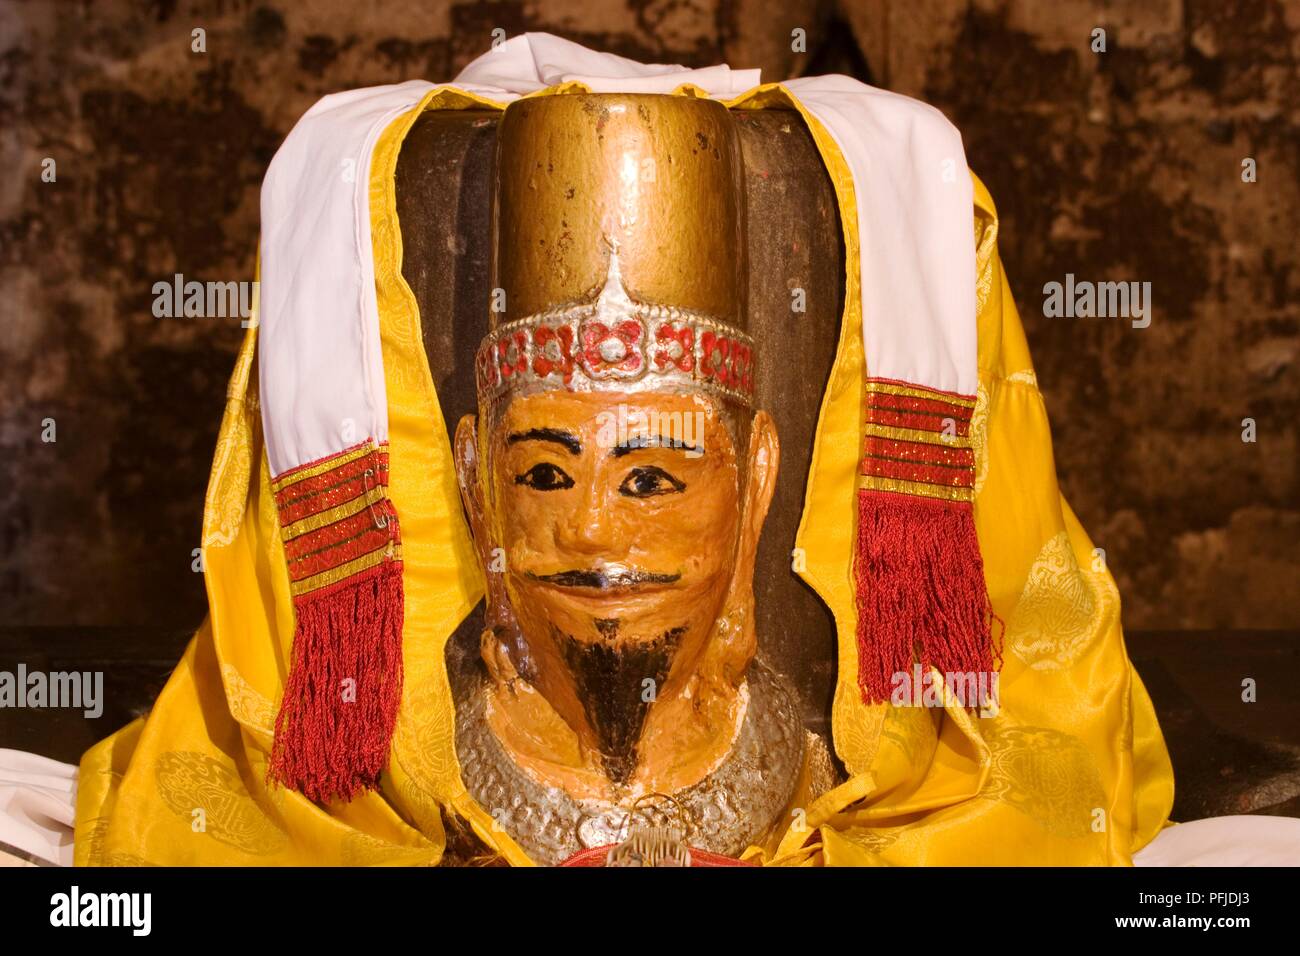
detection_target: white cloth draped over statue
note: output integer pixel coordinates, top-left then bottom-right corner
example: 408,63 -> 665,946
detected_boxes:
258,31 -> 976,486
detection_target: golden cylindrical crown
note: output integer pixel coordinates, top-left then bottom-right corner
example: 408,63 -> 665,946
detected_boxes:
477,92 -> 753,407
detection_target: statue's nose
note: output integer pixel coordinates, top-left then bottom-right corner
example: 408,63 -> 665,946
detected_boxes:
555,481 -> 618,556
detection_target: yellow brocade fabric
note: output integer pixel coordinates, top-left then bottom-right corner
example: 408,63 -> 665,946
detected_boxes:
74,85 -> 1173,866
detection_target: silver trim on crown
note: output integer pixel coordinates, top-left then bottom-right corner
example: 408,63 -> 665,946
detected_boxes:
476,249 -> 755,406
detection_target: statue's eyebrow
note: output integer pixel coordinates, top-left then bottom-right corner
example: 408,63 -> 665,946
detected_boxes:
611,434 -> 700,457
507,428 -> 581,455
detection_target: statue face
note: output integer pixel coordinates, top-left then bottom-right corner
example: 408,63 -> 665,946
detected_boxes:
456,389 -> 779,788
492,389 -> 739,672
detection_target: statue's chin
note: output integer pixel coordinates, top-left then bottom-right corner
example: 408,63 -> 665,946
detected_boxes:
481,615 -> 748,799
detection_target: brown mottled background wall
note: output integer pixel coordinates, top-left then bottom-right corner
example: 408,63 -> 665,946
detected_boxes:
2,0 -> 1297,634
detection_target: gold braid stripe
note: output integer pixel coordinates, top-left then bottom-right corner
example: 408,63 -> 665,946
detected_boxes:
865,422 -> 973,450
271,443 -> 380,493
276,462 -> 389,511
865,381 -> 976,409
287,522 -> 388,566
869,452 -> 972,471
868,403 -> 972,422
859,474 -> 975,503
867,437 -> 973,467
280,486 -> 387,541
290,545 -> 400,598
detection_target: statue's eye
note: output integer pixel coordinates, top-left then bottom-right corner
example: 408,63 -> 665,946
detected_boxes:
618,466 -> 685,498
516,462 -> 575,491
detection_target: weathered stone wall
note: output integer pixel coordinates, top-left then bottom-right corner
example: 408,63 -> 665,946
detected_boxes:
2,0 -> 1296,631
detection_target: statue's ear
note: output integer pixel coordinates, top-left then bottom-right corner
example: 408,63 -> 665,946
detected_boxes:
740,410 -> 780,564
707,410 -> 780,687
453,414 -> 489,564
455,413 -> 529,682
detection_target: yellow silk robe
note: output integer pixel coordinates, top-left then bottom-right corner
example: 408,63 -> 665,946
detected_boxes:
75,85 -> 1174,866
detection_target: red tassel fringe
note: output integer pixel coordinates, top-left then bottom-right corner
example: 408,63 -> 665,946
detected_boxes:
854,489 -> 998,703
268,558 -> 405,803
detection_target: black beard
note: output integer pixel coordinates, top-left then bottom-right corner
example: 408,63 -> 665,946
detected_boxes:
554,620 -> 686,786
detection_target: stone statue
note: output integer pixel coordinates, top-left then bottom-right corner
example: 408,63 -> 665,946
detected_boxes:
451,93 -> 808,864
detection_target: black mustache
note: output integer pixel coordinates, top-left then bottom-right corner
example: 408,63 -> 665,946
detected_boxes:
528,569 -> 681,589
